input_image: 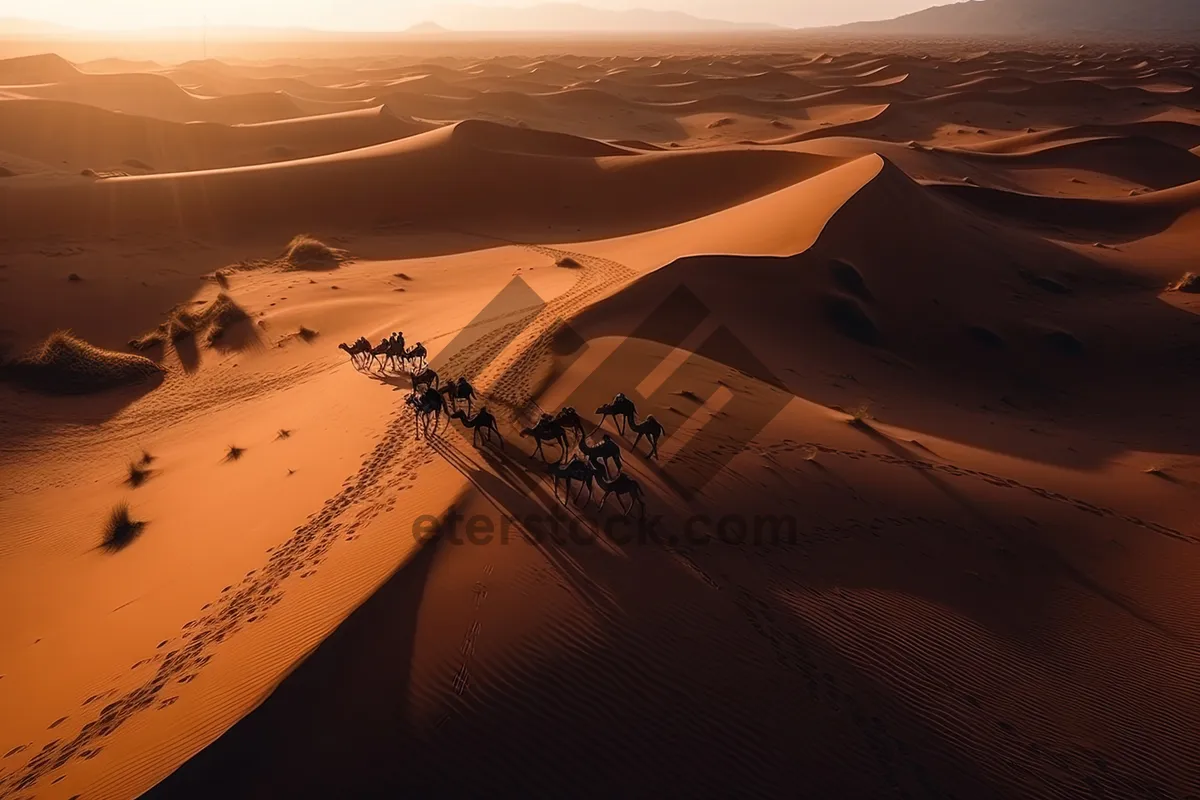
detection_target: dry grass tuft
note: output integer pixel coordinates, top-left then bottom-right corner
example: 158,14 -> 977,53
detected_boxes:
283,235 -> 346,271
1168,272 -> 1200,293
226,444 -> 245,462
102,503 -> 146,551
128,330 -> 165,351
555,256 -> 582,269
297,326 -> 319,342
277,428 -> 292,439
139,450 -> 155,465
2,331 -> 163,394
134,293 -> 251,349
393,272 -> 412,280
847,402 -> 874,429
127,461 -> 151,487
204,294 -> 251,344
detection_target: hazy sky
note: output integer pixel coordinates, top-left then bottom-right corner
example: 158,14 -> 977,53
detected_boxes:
0,0 -> 939,30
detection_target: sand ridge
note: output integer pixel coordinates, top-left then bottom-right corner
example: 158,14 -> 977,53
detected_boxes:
1,40 -> 1200,800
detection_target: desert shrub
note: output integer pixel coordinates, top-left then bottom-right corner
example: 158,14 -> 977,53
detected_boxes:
128,330 -> 165,351
283,235 -> 346,270
127,460 -> 151,487
204,294 -> 250,344
2,331 -> 162,394
1169,272 -> 1200,293
134,293 -> 251,348
555,256 -> 582,269
102,502 -> 145,550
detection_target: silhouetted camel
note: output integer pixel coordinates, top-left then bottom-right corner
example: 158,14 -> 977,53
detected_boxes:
630,414 -> 666,459
595,393 -> 637,434
521,417 -> 568,462
338,339 -> 371,367
440,377 -> 477,415
553,407 -> 587,441
411,367 -> 439,391
450,408 -> 502,448
404,343 -> 428,371
578,434 -> 622,478
368,338 -> 392,370
548,457 -> 596,505
596,473 -> 644,517
383,334 -> 407,371
406,386 -> 446,435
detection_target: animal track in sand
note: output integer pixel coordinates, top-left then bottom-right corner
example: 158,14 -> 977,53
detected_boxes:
760,440 -> 1197,546
0,245 -> 638,796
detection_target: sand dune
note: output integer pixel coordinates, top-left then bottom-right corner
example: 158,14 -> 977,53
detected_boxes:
0,122 -> 844,243
0,101 -> 433,174
3,41 -> 1200,800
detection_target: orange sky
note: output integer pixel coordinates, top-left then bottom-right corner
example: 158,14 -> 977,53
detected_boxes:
0,0 -> 939,30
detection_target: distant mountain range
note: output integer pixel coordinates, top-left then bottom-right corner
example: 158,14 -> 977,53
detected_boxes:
423,3 -> 781,32
842,0 -> 1200,36
0,4 -> 780,38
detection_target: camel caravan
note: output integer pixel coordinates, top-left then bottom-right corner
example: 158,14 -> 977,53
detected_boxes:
337,334 -> 666,517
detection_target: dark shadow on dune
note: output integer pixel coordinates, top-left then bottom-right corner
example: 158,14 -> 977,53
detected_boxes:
144,498 -> 451,799
173,335 -> 201,373
207,317 -> 265,354
140,437 -> 1152,799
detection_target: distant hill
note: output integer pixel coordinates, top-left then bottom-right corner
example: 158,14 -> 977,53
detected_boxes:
427,3 -> 781,32
0,17 -> 78,36
841,0 -> 1200,36
406,21 -> 450,34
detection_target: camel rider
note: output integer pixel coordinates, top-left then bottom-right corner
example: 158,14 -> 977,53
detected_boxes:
535,412 -> 554,433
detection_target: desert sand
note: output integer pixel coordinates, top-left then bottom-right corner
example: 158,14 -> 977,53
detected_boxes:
2,37 -> 1200,800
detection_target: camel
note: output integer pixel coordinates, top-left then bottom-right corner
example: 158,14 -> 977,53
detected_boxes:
596,473 -> 645,517
382,333 -> 406,371
520,417 -> 568,462
439,377 -> 477,415
368,338 -> 392,370
595,393 -> 638,434
548,457 -> 596,505
553,407 -> 587,441
410,367 -> 439,391
404,343 -> 428,371
406,386 -> 446,435
630,414 -> 666,459
577,434 -> 622,478
338,339 -> 371,367
449,408 -> 502,448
